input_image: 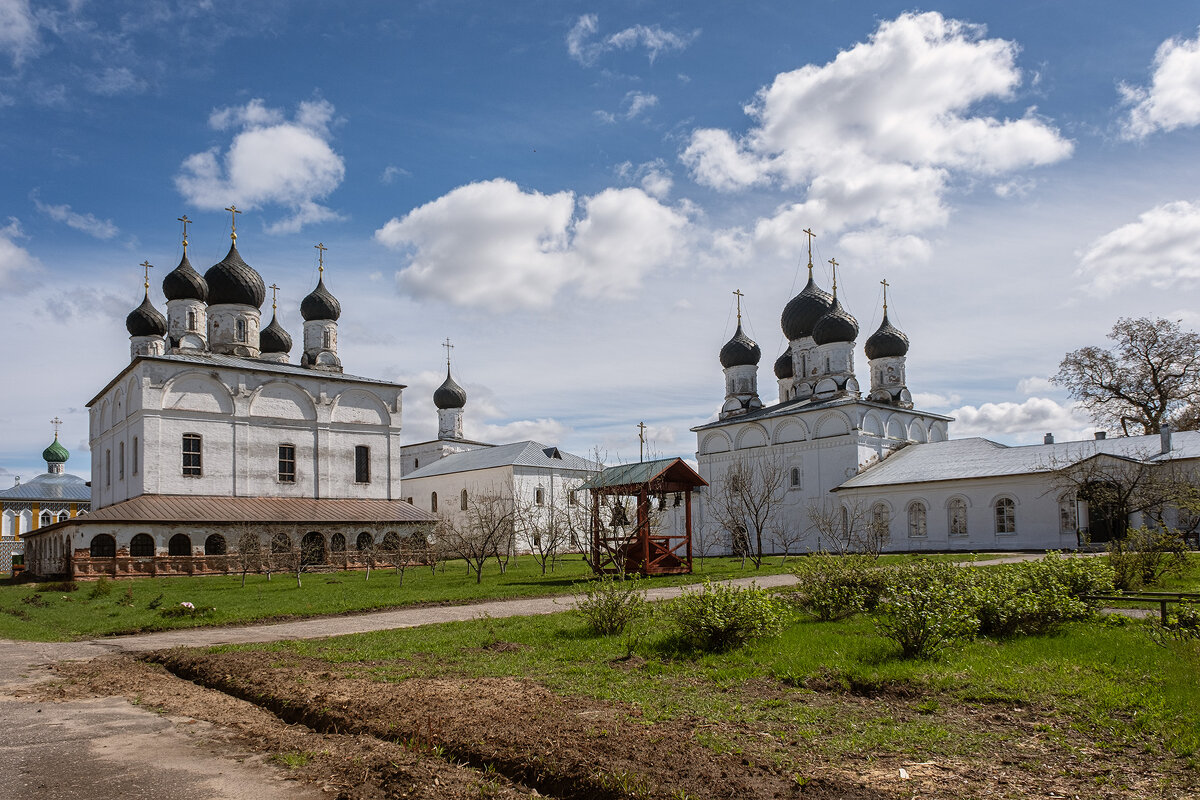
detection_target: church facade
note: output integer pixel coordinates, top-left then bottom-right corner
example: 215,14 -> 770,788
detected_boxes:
24,217 -> 433,578
0,431 -> 91,573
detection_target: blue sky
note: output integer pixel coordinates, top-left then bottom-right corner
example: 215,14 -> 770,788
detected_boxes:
3,1 -> 1200,480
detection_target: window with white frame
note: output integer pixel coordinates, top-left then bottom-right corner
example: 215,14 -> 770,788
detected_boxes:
1059,493 -> 1077,534
948,497 -> 968,536
994,497 -> 1016,534
182,434 -> 202,476
278,444 -> 296,483
907,501 -> 927,537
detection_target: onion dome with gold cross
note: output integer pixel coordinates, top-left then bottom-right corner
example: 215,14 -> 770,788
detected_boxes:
42,434 -> 69,465
781,274 -> 834,341
812,296 -> 858,345
719,322 -> 761,368
773,350 -> 793,379
865,312 -> 909,359
434,367 -> 467,409
205,241 -> 265,307
260,311 -> 293,355
125,289 -> 167,336
300,275 -> 341,321
162,252 -> 208,302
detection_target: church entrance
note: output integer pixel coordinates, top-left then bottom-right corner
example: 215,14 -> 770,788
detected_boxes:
301,531 -> 327,566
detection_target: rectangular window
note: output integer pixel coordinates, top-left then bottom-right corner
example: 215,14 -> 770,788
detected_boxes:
355,445 -> 370,483
132,437 -> 139,475
182,434 -> 202,476
119,441 -> 125,481
278,444 -> 296,483
105,449 -> 111,487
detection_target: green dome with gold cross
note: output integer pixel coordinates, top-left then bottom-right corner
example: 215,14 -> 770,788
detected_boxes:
42,435 -> 69,464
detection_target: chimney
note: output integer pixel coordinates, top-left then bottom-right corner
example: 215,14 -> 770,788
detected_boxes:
1044,433 -> 1054,444
1161,424 -> 1172,454
1094,431 -> 1107,440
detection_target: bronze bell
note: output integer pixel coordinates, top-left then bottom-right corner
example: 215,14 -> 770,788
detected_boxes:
657,494 -> 667,511
673,493 -> 682,507
610,501 -> 629,527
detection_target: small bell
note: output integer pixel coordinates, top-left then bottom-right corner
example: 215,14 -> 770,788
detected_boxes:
610,501 -> 629,527
657,494 -> 667,511
673,493 -> 682,507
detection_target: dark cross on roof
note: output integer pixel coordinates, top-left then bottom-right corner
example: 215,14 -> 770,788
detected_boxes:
269,283 -> 280,311
315,242 -> 327,276
880,278 -> 889,313
637,421 -> 647,463
443,337 -> 454,369
224,204 -> 241,240
803,227 -> 815,274
140,260 -> 154,290
732,288 -> 744,325
828,257 -> 839,297
177,214 -> 191,253
50,416 -> 62,439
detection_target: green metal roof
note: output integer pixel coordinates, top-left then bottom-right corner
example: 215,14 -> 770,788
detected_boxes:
579,457 -> 706,492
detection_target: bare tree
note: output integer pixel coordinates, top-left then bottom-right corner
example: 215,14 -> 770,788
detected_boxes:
439,487 -> 515,584
769,514 -> 808,564
1054,317 -> 1200,436
233,523 -> 266,587
706,457 -> 788,569
805,498 -> 891,557
514,488 -> 570,575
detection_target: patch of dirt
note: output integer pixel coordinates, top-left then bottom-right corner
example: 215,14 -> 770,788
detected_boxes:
148,649 -> 888,800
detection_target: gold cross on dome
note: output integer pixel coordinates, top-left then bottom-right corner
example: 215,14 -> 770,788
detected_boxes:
803,227 -> 815,273
315,242 -> 327,275
224,204 -> 241,240
269,283 -> 280,311
828,257 -> 839,296
50,416 -> 62,438
140,260 -> 154,289
732,288 -> 744,325
637,421 -> 647,463
443,337 -> 454,368
880,278 -> 890,313
177,214 -> 191,253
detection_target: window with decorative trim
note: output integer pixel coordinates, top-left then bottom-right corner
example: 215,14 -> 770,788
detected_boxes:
994,497 -> 1016,534
790,467 -> 802,489
907,501 -> 927,537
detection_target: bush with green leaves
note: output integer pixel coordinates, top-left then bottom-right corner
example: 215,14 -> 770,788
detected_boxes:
1144,601 -> 1200,648
1034,551 -> 1115,602
789,553 -> 890,621
966,565 -> 1085,638
574,575 -> 647,635
668,580 -> 789,651
875,561 -> 978,659
1107,527 -> 1190,591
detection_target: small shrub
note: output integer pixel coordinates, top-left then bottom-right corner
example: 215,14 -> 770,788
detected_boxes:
790,552 -> 890,621
966,565 -> 1086,638
1144,601 -> 1200,648
667,580 -> 788,652
88,577 -> 112,599
875,561 -> 977,659
117,585 -> 135,607
1036,551 -> 1115,602
1107,527 -> 1190,590
35,580 -> 78,593
575,576 -> 647,635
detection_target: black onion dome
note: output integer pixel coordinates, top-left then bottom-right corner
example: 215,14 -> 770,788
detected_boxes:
300,276 -> 341,321
162,253 -> 208,302
864,313 -> 909,359
260,312 -> 292,354
719,323 -> 761,368
204,242 -> 265,307
125,291 -> 167,337
811,298 -> 859,345
774,351 -> 793,379
433,369 -> 467,409
781,275 -> 834,340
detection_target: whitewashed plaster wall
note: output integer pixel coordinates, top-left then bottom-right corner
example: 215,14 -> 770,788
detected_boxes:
90,359 -> 405,508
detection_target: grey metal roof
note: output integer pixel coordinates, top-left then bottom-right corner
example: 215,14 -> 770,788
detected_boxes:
0,473 -> 91,502
88,352 -> 406,406
835,431 -> 1200,491
402,441 -> 601,481
691,395 -> 953,432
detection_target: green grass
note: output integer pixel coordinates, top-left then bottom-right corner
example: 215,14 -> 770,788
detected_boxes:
0,555 -> 788,641
228,604 -> 1200,760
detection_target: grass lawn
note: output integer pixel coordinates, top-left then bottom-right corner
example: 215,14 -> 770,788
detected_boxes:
0,555 -> 789,641
230,600 -> 1200,766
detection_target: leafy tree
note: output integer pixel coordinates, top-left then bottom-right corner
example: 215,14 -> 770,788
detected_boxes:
1053,316 -> 1200,435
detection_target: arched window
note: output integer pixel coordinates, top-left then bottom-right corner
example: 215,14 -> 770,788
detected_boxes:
1058,493 -> 1077,534
872,503 -> 889,531
381,531 -> 400,551
271,532 -> 292,553
431,492 -> 438,512
460,489 -> 468,510
235,318 -> 247,342
300,532 -> 326,565
129,533 -> 155,557
356,532 -> 373,551
330,532 -> 346,553
569,490 -> 578,506
907,501 -> 927,538
40,511 -> 53,528
204,534 -> 227,555
535,488 -> 545,506
90,534 -> 116,558
948,498 -> 968,536
994,497 -> 1016,534
790,467 -> 802,488
188,309 -> 197,330
168,534 -> 191,556
323,329 -> 333,350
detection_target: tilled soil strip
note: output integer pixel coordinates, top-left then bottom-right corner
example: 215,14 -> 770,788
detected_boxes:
151,648 -> 886,800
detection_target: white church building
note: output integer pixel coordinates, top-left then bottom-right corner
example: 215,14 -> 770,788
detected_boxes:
694,249 -> 1200,553
24,217 -> 434,578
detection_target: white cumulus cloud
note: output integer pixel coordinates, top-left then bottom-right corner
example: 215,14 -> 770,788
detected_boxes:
949,397 -> 1094,442
1121,26 -> 1200,139
0,218 -> 43,292
681,12 -> 1072,263
1076,200 -> 1200,295
567,14 -> 698,66
33,197 -> 118,239
175,98 -> 345,234
0,0 -> 39,67
376,179 -> 690,311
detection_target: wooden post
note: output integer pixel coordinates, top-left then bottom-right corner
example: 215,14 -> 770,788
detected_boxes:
591,491 -> 601,574
685,489 -> 693,572
638,488 -> 650,575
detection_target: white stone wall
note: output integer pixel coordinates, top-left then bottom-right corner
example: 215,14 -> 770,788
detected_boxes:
90,358 -> 405,508
398,440 -> 491,477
